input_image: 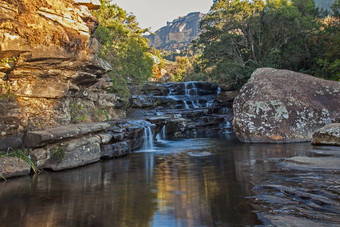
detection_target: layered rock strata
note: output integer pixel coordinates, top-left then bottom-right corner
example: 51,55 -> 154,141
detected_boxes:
0,0 -> 126,151
233,68 -> 340,143
145,12 -> 205,51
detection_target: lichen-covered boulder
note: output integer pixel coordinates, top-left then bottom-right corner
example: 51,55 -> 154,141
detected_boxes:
233,68 -> 340,143
312,123 -> 340,146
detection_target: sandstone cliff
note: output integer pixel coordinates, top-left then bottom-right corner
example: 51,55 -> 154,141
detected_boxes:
0,0 -> 125,150
145,12 -> 205,51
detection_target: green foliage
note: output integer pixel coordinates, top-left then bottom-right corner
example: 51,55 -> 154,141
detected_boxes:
0,81 -> 16,101
312,0 -> 340,81
172,56 -> 192,82
96,107 -> 110,121
194,0 -> 339,88
92,0 -> 154,98
49,146 -> 66,162
70,103 -> 86,123
0,57 -> 18,64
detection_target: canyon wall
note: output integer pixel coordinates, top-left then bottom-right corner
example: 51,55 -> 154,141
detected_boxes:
145,12 -> 205,52
0,0 -> 126,150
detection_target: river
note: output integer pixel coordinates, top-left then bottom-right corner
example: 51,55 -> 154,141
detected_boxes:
0,134 -> 339,226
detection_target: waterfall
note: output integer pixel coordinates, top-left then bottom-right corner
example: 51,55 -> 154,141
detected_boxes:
156,125 -> 167,142
185,83 -> 189,96
220,120 -> 233,134
217,86 -> 221,95
184,82 -> 200,109
183,101 -> 189,109
185,82 -> 198,96
143,126 -> 154,151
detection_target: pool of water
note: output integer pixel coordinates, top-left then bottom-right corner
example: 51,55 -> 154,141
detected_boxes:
0,135 -> 320,226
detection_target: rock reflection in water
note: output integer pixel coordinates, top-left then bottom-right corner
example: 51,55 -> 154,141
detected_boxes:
0,137 -> 261,226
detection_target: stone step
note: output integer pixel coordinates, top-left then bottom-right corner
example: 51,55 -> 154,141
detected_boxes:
25,122 -> 113,148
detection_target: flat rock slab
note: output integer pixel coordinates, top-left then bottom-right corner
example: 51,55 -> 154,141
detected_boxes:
312,123 -> 340,146
233,68 -> 340,143
30,135 -> 102,171
26,122 -> 112,148
0,157 -> 30,179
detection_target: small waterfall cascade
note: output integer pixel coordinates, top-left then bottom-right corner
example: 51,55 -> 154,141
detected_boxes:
219,119 -> 233,134
185,82 -> 198,96
184,82 -> 200,109
143,126 -> 154,151
217,86 -> 221,95
156,125 -> 167,142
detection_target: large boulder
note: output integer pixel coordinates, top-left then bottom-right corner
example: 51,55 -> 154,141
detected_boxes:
312,123 -> 340,146
233,68 -> 340,143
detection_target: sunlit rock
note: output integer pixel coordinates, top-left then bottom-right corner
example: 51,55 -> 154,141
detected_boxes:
0,0 -> 126,150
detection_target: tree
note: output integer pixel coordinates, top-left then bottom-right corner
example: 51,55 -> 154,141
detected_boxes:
312,0 -> 340,81
194,0 -> 322,88
92,0 -> 153,99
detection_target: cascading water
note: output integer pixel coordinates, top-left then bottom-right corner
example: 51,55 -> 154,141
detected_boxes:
220,120 -> 233,134
184,82 -> 200,109
143,126 -> 154,151
156,125 -> 167,142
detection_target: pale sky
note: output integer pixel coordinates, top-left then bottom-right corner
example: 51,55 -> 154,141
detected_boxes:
112,0 -> 213,32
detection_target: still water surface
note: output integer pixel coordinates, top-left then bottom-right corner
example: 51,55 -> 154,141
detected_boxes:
0,135 -> 313,226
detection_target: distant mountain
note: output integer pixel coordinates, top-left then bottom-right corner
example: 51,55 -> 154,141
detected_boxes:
314,0 -> 335,11
146,0 -> 335,52
145,12 -> 205,52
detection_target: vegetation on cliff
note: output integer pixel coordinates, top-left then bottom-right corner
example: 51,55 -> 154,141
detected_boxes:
191,0 -> 340,88
92,0 -> 154,99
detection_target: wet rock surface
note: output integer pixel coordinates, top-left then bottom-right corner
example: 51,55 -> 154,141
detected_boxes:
128,81 -> 233,138
27,120 -> 148,171
233,68 -> 340,143
239,144 -> 340,226
312,123 -> 340,146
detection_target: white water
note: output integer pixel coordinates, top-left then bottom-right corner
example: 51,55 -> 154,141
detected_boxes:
143,126 -> 154,151
156,125 -> 167,142
220,120 -> 233,134
217,87 -> 221,95
185,82 -> 198,96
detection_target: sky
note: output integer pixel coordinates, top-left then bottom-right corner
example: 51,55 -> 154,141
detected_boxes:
112,0 -> 213,32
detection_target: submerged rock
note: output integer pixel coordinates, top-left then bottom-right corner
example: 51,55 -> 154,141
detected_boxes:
312,123 -> 340,146
233,68 -> 340,143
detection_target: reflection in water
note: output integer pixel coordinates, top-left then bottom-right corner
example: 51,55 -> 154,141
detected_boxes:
0,136 -> 281,226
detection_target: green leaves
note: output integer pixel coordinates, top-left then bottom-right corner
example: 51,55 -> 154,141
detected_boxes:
92,0 -> 153,98
194,0 -> 339,88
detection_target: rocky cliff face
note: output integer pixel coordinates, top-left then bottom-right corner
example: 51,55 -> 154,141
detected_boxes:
145,12 -> 205,51
0,0 -> 125,150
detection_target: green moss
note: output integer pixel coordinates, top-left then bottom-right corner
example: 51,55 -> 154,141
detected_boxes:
70,103 -> 86,123
49,146 -> 66,162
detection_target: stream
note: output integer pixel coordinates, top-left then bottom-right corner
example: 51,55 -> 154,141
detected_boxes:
1,134 -> 339,226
